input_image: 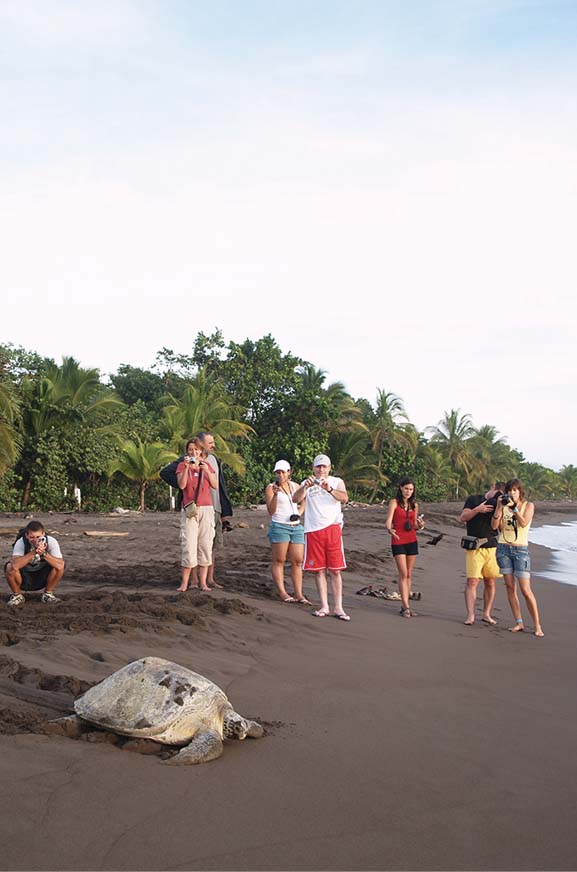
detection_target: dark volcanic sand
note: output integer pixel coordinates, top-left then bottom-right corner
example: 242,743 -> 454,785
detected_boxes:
1,502 -> 577,871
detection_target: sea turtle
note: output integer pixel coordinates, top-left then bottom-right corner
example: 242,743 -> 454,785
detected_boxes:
57,657 -> 264,764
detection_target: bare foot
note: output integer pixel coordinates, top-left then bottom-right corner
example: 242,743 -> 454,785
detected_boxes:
199,586 -> 211,592
208,581 -> 223,589
509,622 -> 524,633
177,586 -> 188,593
535,627 -> 545,637
464,619 -> 475,626
482,616 -> 497,625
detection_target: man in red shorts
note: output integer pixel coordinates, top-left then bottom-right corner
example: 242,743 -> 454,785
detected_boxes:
293,454 -> 350,621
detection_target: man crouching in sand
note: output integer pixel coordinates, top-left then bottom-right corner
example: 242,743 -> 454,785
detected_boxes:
4,521 -> 65,606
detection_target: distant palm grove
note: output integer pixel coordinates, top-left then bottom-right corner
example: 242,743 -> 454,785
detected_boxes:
1,333 -> 575,512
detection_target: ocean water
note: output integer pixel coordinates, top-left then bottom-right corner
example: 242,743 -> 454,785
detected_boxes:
529,520 -> 577,587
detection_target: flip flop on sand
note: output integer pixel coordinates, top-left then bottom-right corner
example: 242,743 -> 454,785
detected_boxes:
281,595 -> 297,603
297,597 -> 312,605
334,613 -> 351,621
313,609 -> 329,617
369,589 -> 387,598
356,585 -> 373,595
384,591 -> 402,601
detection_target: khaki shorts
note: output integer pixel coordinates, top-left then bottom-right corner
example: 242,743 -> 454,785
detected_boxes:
465,547 -> 502,580
180,505 -> 215,567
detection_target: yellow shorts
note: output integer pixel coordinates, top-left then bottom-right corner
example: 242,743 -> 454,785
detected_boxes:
465,547 -> 502,580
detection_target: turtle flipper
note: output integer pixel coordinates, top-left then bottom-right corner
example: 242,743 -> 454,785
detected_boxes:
244,719 -> 264,739
164,729 -> 223,765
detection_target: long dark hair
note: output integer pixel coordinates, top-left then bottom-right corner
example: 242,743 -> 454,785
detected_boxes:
395,476 -> 416,512
504,478 -> 525,501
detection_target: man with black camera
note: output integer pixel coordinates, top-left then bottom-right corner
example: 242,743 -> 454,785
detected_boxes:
4,521 -> 65,606
460,482 -> 505,626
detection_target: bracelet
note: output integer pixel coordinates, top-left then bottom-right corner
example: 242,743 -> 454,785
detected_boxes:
329,486 -> 334,493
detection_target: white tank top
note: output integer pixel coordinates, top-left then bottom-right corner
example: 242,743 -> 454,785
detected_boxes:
271,483 -> 301,525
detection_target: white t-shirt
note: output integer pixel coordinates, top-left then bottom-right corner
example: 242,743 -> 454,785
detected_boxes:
301,476 -> 345,533
12,535 -> 63,572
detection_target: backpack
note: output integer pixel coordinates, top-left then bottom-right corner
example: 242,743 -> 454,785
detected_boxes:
159,458 -> 181,490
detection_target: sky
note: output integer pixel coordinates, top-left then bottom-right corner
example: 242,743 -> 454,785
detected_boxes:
2,0 -> 576,470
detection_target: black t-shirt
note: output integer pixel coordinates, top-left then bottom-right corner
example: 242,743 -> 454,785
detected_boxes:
463,495 -> 498,547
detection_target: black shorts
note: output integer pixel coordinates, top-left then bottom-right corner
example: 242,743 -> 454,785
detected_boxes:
391,541 -> 419,557
18,564 -> 51,592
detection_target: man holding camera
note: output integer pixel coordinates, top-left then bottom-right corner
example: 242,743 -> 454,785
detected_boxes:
4,521 -> 65,606
293,454 -> 350,621
460,482 -> 505,626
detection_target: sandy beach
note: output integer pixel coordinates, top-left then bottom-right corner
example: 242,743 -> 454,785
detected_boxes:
1,501 -> 577,872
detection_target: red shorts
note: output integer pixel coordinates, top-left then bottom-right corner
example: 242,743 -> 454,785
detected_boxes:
303,524 -> 346,572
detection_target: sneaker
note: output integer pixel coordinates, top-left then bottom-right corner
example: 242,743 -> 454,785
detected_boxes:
8,593 -> 25,606
41,592 -> 60,604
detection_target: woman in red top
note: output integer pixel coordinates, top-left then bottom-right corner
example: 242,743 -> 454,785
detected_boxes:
176,438 -> 217,592
385,477 -> 425,618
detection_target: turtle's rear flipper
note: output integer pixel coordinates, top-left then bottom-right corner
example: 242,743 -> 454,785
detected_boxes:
164,729 -> 223,765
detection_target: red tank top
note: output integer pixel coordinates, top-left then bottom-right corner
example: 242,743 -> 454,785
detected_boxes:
391,503 -> 417,545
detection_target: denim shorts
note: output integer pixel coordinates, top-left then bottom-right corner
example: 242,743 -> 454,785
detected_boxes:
268,521 -> 305,545
496,543 -> 531,579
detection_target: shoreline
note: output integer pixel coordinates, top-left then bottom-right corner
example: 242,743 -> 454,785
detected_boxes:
1,501 -> 577,871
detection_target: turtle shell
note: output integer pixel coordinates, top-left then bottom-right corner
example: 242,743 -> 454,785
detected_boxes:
74,657 -> 229,745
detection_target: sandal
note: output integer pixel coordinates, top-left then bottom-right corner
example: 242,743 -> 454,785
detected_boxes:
313,609 -> 329,617
334,612 -> 351,622
356,585 -> 373,596
297,597 -> 312,605
384,591 -> 402,601
400,607 -> 411,618
281,595 -> 297,603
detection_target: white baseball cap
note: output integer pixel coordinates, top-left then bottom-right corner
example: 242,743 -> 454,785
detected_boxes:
274,459 -> 291,472
313,454 -> 331,467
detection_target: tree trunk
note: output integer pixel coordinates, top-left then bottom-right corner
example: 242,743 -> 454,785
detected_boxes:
139,481 -> 147,512
22,477 -> 32,508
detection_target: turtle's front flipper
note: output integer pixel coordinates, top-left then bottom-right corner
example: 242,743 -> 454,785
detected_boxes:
244,719 -> 264,739
164,729 -> 223,765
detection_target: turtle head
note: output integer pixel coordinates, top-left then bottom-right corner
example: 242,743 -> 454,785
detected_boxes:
222,712 -> 250,740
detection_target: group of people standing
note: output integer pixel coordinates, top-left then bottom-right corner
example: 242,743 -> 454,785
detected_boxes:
2,436 -> 544,637
461,479 -> 544,636
263,456 -> 544,636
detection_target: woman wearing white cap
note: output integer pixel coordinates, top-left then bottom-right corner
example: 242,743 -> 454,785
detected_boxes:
265,460 -> 310,604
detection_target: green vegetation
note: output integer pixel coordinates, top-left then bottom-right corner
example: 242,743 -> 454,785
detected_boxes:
0,336 -> 573,511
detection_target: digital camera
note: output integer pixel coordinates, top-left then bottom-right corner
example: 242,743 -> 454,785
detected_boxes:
289,514 -> 301,523
404,521 -> 413,532
500,493 -> 513,505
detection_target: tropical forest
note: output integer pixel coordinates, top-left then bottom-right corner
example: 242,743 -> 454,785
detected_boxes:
1,333 -> 575,512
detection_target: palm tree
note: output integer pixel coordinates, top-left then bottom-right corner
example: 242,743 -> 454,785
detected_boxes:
558,464 -> 577,499
426,409 -> 479,496
419,445 -> 459,498
328,429 -> 379,498
162,369 -> 253,475
108,438 -> 176,511
518,462 -> 557,499
367,389 -> 409,499
17,357 -> 122,505
0,381 -> 22,475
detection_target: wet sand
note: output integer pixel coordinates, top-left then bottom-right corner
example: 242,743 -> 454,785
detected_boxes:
1,501 -> 576,871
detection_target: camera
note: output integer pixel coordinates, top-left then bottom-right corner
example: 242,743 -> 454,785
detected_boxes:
313,478 -> 322,485
404,521 -> 413,532
289,513 -> 300,523
274,474 -> 281,485
500,494 -> 513,505
186,455 -> 196,464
